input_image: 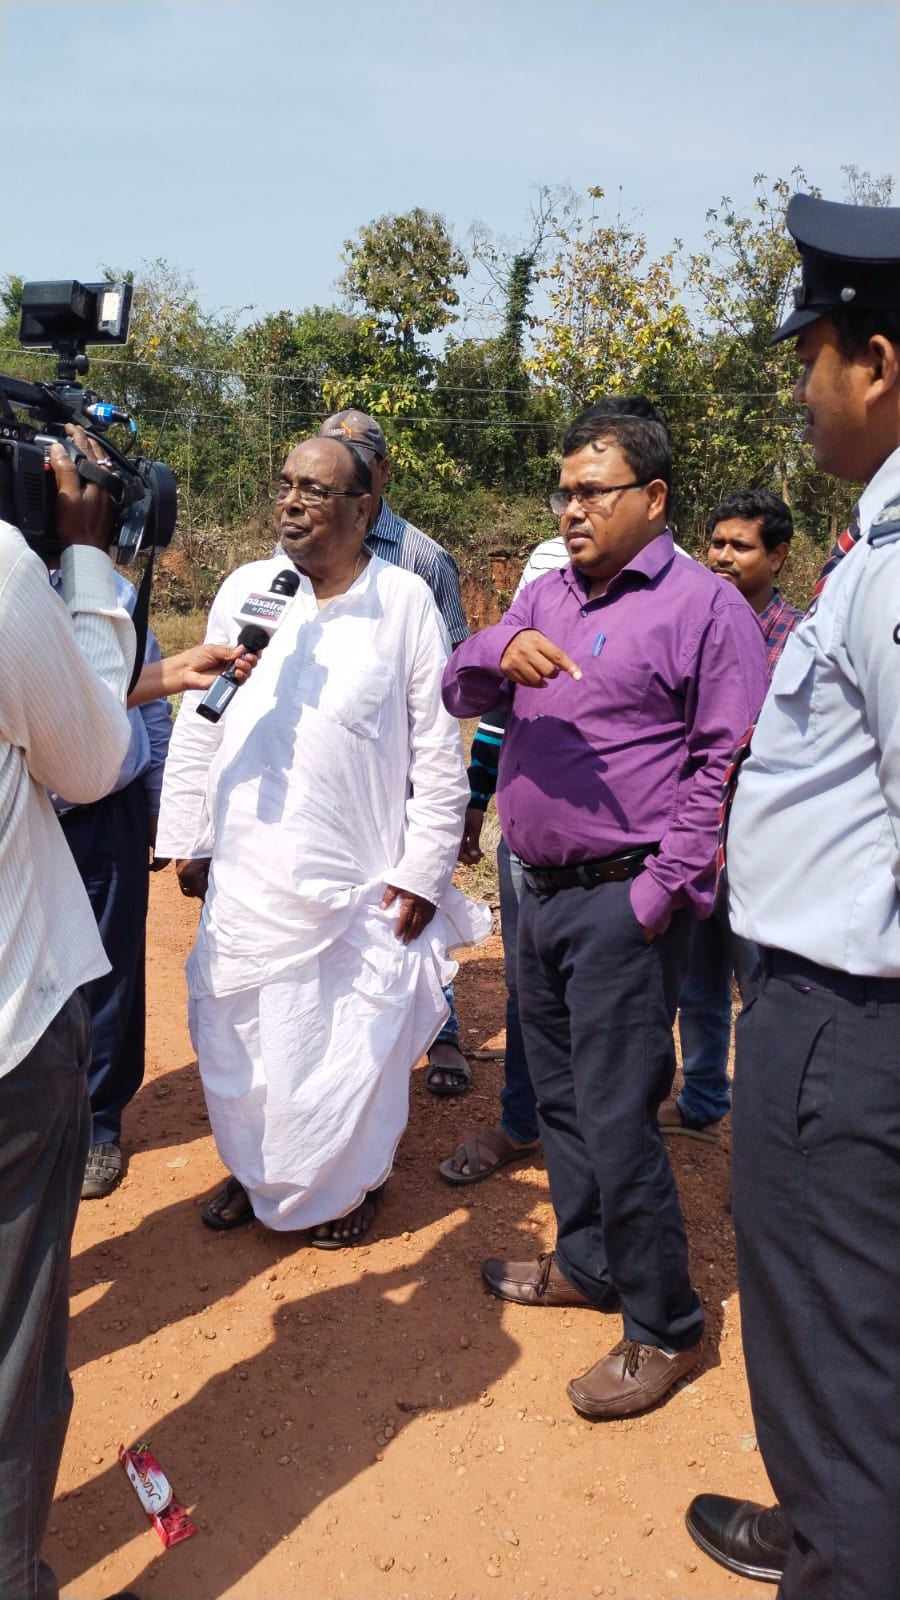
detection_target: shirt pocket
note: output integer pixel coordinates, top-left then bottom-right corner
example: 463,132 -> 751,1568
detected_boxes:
578,655 -> 653,741
320,649 -> 396,741
757,631 -> 819,769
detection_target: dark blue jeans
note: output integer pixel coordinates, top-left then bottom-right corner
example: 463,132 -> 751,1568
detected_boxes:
432,981 -> 460,1046
676,906 -> 759,1126
497,840 -> 540,1144
60,782 -> 149,1144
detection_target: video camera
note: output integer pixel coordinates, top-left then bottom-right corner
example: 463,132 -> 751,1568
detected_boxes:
0,279 -> 177,564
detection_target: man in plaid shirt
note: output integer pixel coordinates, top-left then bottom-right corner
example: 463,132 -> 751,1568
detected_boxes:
660,488 -> 801,1141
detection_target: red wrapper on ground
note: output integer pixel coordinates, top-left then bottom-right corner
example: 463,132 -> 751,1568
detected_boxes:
153,1498 -> 197,1547
119,1444 -> 196,1546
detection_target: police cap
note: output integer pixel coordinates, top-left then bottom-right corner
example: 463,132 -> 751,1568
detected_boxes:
772,192 -> 900,344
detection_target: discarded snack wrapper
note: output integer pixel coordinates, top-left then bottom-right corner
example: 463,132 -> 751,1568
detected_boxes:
118,1443 -> 196,1548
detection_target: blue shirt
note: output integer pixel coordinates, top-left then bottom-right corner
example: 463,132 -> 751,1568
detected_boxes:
50,569 -> 171,812
366,499 -> 469,644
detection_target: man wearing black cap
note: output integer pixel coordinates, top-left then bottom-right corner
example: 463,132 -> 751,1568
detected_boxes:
686,194 -> 900,1598
318,409 -> 473,1096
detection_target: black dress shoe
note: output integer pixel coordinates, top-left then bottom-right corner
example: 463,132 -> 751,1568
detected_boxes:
685,1493 -> 788,1583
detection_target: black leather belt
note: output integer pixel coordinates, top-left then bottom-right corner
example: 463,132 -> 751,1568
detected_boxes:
57,794 -> 116,822
522,845 -> 658,893
762,948 -> 900,1004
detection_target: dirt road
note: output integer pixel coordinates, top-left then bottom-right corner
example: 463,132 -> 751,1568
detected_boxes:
54,870 -> 774,1600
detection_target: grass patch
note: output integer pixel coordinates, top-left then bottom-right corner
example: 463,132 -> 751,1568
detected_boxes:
152,607 -> 210,658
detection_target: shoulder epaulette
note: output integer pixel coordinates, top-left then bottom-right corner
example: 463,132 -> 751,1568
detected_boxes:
867,497 -> 900,544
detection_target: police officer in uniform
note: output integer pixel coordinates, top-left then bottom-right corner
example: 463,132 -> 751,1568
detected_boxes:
685,193 -> 900,1597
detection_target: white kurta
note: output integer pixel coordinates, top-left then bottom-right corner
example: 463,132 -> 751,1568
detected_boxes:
157,554 -> 490,1228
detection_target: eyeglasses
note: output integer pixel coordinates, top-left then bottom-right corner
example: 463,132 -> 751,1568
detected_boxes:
271,479 -> 367,508
549,479 -> 652,517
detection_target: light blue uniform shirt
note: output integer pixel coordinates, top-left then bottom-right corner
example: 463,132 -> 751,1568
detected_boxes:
729,445 -> 900,975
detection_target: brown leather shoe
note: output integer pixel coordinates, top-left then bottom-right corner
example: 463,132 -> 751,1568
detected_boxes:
481,1252 -> 619,1310
567,1337 -> 701,1418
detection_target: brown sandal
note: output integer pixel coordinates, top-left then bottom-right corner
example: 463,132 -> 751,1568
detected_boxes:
438,1126 -> 540,1187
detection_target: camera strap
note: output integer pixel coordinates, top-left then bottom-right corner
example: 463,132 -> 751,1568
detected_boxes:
128,548 -> 156,698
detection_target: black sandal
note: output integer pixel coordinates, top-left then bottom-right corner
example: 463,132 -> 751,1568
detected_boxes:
309,1184 -> 386,1249
200,1175 -> 254,1231
425,1051 -> 472,1098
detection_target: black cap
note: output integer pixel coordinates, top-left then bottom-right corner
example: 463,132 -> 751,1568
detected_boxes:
772,193 -> 900,344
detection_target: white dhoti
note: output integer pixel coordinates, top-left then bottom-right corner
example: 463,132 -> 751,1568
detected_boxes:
188,888 -> 488,1229
157,554 -> 491,1231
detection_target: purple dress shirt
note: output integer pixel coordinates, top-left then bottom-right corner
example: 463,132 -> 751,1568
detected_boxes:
442,533 -> 769,933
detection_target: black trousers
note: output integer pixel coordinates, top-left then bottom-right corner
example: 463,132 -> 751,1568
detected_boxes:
60,782 -> 149,1145
733,963 -> 900,1600
518,875 -> 704,1352
0,993 -> 92,1600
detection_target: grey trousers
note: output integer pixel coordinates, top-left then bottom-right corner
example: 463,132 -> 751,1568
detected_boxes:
0,992 -> 92,1600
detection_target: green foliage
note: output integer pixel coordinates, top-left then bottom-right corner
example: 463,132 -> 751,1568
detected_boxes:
529,188 -> 695,410
340,208 -> 468,352
2,167 -> 886,611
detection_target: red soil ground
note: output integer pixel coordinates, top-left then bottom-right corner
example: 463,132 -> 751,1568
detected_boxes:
55,869 -> 774,1600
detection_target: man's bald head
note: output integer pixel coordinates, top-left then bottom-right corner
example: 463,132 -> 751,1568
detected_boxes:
282,436 -> 372,496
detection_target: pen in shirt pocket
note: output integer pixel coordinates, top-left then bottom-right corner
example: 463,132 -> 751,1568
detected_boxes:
591,632 -> 607,658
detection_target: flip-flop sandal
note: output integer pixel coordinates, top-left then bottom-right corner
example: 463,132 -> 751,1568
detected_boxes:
438,1126 -> 541,1186
425,1054 -> 472,1098
309,1184 -> 386,1250
201,1175 -> 255,1231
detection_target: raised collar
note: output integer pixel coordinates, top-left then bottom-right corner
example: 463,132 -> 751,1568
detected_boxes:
859,443 -> 900,534
368,497 -> 403,546
560,529 -> 676,601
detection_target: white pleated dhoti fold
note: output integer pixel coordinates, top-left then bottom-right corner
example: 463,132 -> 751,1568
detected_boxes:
188,888 -> 488,1231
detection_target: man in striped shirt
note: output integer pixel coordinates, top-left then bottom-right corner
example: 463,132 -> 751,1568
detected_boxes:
319,410 -> 469,646
318,410 -> 471,1094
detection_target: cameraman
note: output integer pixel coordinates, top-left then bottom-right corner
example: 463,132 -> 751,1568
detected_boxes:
0,425 -> 140,1600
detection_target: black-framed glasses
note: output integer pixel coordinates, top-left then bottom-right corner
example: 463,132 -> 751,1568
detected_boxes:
271,479 -> 367,507
548,479 -> 653,517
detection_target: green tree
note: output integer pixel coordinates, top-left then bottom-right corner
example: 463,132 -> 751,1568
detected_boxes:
232,305 -> 375,495
672,171 -> 851,545
340,208 -> 468,356
529,187 -> 693,411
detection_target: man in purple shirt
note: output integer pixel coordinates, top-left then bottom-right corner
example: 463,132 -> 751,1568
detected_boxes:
442,405 -> 768,1419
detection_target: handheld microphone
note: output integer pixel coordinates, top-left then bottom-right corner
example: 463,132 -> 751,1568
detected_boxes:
233,567 -> 301,632
196,568 -> 300,723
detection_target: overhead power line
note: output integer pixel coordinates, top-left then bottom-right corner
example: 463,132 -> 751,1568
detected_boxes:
0,347 -> 796,403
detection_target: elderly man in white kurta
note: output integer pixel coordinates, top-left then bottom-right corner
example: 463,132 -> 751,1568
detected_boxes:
156,438 -> 488,1244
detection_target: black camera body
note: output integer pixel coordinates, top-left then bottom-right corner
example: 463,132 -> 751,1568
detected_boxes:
0,279 -> 176,564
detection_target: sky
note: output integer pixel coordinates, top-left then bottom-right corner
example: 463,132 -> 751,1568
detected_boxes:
2,0 -> 898,331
